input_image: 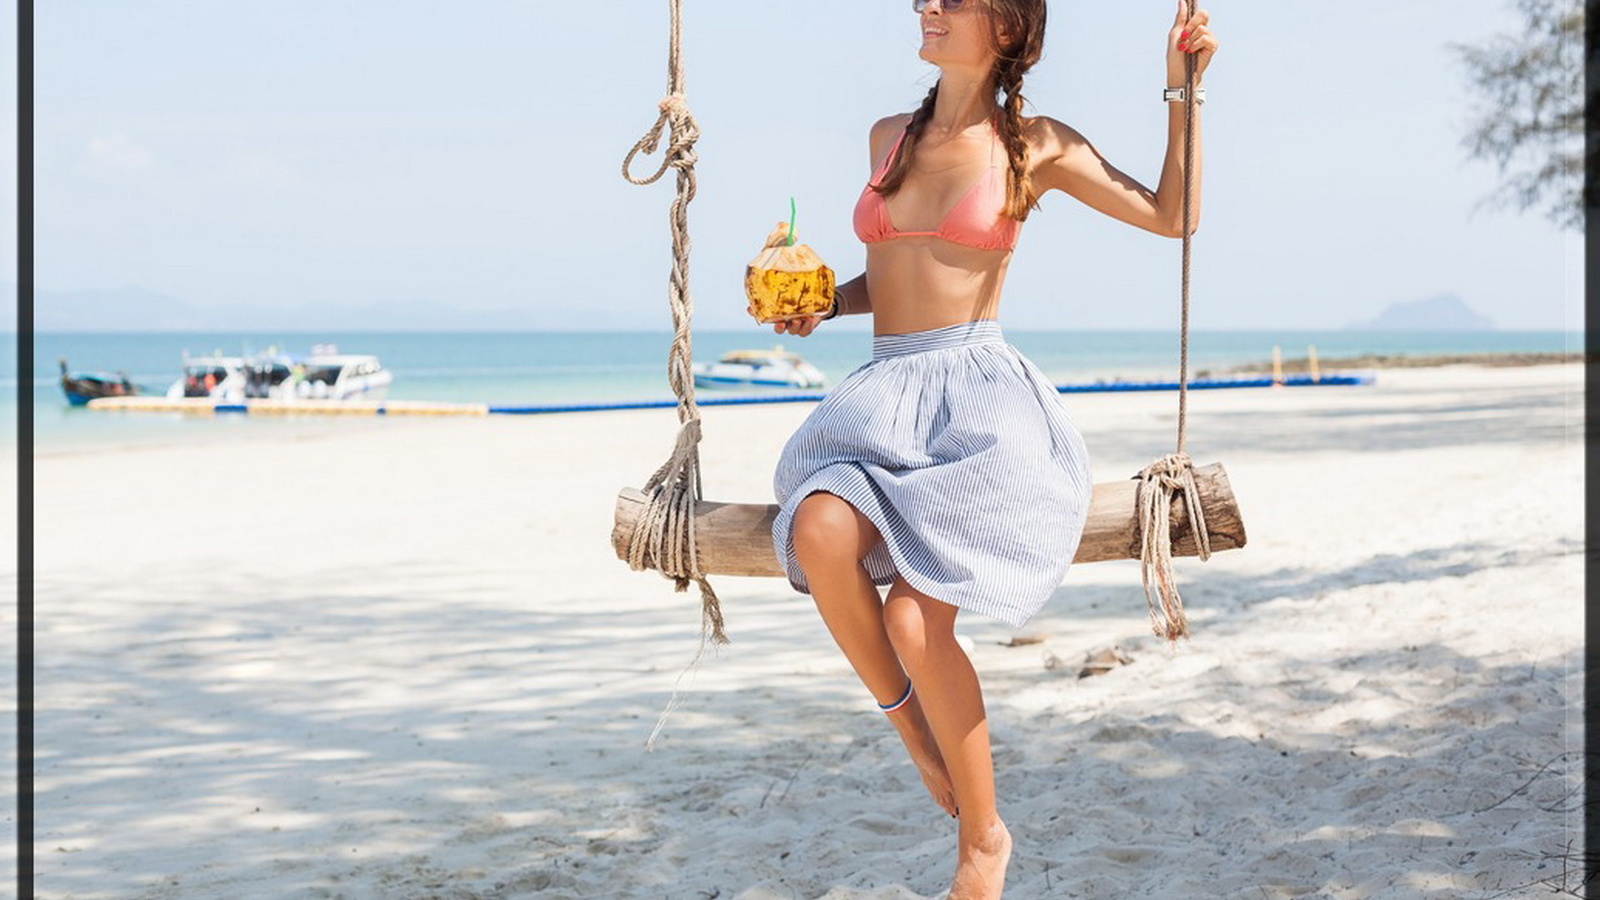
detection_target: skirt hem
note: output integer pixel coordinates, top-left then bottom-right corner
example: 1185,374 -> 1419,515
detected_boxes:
774,462 -> 1044,629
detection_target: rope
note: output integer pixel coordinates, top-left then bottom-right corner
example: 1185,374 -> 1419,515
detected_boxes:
621,0 -> 727,647
1134,453 -> 1212,641
1134,0 -> 1209,642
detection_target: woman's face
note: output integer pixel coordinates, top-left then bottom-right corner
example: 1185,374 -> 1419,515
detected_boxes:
917,0 -> 998,70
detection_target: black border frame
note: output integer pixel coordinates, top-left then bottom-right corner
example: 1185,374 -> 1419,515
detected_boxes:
17,0 -> 34,897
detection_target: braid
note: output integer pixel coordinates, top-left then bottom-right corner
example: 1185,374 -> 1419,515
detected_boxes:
872,82 -> 940,198
996,62 -> 1035,220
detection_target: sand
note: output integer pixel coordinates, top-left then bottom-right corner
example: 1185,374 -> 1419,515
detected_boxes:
20,361 -> 1584,899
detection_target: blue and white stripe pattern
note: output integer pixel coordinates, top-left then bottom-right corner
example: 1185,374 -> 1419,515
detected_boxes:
772,319 -> 1093,628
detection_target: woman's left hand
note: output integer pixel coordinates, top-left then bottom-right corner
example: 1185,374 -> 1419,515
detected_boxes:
1167,1 -> 1216,84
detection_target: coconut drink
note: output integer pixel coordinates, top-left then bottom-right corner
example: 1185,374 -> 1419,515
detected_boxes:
745,221 -> 835,324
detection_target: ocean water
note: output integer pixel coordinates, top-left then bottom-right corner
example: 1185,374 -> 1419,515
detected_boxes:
16,328 -> 1581,453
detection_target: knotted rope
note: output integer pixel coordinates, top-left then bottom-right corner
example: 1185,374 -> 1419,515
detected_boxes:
1134,453 -> 1212,641
621,0 -> 726,646
1134,0 -> 1210,643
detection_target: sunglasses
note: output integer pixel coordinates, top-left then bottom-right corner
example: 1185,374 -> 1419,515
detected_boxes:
913,0 -> 971,11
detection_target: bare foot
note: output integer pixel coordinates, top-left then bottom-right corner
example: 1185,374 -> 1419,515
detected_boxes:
884,697 -> 957,817
947,818 -> 1012,900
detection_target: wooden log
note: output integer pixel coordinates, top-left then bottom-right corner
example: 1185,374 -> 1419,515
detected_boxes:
613,462 -> 1246,579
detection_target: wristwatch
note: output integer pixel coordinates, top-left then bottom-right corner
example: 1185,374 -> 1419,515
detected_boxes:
1163,86 -> 1205,105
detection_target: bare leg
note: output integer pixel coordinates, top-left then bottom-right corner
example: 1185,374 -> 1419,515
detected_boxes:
791,492 -> 956,816
883,577 -> 1012,900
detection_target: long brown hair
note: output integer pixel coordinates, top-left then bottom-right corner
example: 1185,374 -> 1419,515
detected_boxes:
872,0 -> 1048,221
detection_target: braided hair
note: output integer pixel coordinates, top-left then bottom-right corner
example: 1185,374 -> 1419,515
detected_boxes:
871,0 -> 1048,222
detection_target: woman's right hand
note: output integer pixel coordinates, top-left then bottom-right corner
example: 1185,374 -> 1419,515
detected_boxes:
773,314 -> 824,337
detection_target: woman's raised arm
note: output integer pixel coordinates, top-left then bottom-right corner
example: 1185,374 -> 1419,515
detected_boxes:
1029,112 -> 1199,239
1032,2 -> 1214,238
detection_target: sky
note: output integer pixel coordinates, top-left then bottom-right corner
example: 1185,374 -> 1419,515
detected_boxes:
20,0 -> 1586,332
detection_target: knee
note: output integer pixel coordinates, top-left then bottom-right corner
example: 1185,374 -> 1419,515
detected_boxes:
883,585 -> 956,661
882,593 -> 928,658
792,492 -> 874,566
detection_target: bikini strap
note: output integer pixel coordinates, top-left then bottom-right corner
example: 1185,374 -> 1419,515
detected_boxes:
885,123 -> 910,170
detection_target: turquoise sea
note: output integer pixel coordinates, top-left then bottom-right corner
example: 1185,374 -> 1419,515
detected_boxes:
17,329 -> 1582,453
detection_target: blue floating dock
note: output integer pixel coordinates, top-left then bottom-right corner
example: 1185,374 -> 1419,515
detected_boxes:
1055,373 -> 1372,393
485,373 -> 1374,415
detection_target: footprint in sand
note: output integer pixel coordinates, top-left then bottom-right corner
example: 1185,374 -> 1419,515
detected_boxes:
847,812 -> 917,836
1096,844 -> 1158,865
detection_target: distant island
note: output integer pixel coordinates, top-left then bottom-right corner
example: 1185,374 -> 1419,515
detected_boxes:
1346,293 -> 1496,330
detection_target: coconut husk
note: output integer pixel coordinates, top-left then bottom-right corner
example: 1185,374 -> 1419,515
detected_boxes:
745,222 -> 835,323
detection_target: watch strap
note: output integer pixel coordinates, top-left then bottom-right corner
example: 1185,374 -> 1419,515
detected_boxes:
1163,86 -> 1206,104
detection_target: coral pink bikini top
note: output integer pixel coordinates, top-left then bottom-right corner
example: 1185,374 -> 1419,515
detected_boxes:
852,120 -> 1020,252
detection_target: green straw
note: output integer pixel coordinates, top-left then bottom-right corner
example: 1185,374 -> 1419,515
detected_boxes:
787,197 -> 797,246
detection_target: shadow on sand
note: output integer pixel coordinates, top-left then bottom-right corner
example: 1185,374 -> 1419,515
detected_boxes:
33,538 -> 1582,899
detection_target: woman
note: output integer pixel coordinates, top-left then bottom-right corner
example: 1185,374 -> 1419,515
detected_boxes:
768,1 -> 1216,897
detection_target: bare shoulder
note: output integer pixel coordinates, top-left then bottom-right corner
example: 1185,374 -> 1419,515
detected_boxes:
1022,114 -> 1104,197
1022,115 -> 1089,164
870,113 -> 914,141
867,113 -> 914,165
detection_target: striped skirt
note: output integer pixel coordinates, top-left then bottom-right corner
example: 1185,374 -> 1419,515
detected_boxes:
771,319 -> 1093,628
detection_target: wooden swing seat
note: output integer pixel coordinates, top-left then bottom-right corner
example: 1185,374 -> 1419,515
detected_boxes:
613,462 -> 1245,579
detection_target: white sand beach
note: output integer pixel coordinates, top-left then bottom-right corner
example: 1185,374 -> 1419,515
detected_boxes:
21,361 -> 1584,899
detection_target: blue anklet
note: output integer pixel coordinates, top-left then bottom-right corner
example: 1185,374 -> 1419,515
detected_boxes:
878,681 -> 914,713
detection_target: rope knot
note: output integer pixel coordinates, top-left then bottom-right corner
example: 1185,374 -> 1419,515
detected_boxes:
622,94 -> 701,186
659,91 -> 688,116
1132,451 -> 1213,643
1139,453 -> 1195,493
625,417 -> 727,647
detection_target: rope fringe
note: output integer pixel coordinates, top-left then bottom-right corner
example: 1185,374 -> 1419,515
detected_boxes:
1133,452 -> 1212,643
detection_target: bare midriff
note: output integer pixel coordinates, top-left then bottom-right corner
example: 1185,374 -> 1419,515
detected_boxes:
865,239 -> 1013,336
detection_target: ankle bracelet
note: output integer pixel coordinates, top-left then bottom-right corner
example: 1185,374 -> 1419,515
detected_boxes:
878,681 -> 914,713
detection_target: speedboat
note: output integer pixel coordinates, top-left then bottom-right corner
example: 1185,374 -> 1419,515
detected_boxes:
166,353 -> 249,400
692,346 -> 826,390
165,343 -> 392,402
287,344 -> 392,400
